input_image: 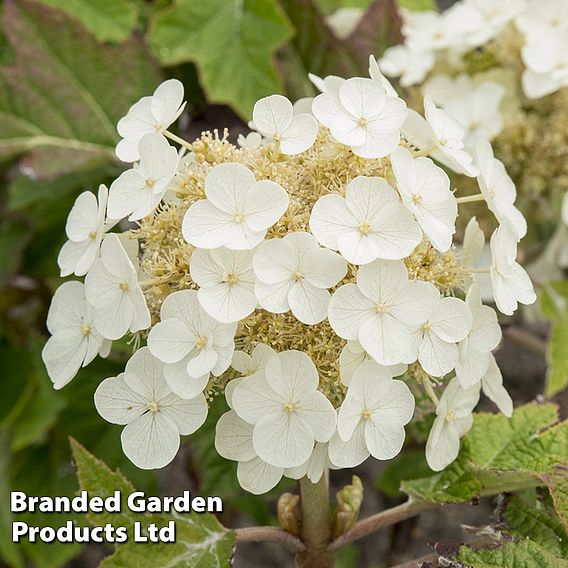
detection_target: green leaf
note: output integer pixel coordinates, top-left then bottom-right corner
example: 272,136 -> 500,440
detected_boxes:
467,404 -> 559,471
376,449 -> 431,497
148,0 -> 293,118
402,404 -> 565,505
0,0 -> 161,178
38,0 -> 139,42
0,432 -> 24,568
71,439 -> 236,567
401,451 -> 482,503
0,216 -> 29,283
397,0 -> 437,11
504,494 -> 568,558
458,539 -> 568,568
540,281 -> 568,396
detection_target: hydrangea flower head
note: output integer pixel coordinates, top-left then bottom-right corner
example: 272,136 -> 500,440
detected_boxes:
43,74 -> 528,489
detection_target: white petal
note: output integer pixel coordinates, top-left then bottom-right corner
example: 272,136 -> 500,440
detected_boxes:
58,240 -> 93,277
309,194 -> 356,250
147,318 -> 194,364
66,191 -> 99,241
296,391 -> 337,442
359,314 -> 413,365
123,347 -> 171,400
92,294 -> 134,340
302,248 -> 347,289
244,180 -> 289,232
338,77 -> 386,120
121,411 -> 180,469
205,162 -> 255,214
232,372 -> 283,424
42,331 -> 88,389
481,355 -> 513,417
253,412 -> 314,468
264,350 -> 319,399
46,280 -> 88,333
311,92 -> 345,128
198,282 -> 256,323
425,417 -> 460,471
189,248 -> 222,287
252,94 -> 293,137
237,458 -> 284,495
418,332 -> 459,377
182,200 -> 238,249
186,348 -> 218,378
364,420 -> 405,460
151,78 -> 185,127
288,282 -> 330,324
159,391 -> 208,435
390,280 -> 440,326
328,426 -> 370,468
215,410 -> 256,461
255,280 -> 292,313
431,297 -> 472,343
163,358 -> 209,400
455,344 -> 490,389
328,284 -> 374,339
280,113 -> 318,154
94,375 -> 147,425
355,259 -> 408,304
253,238 -> 296,284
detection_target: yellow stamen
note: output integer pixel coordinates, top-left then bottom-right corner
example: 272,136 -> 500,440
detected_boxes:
118,281 -> 129,291
375,303 -> 388,314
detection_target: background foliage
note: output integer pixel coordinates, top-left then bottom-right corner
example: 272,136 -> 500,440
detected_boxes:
0,0 -> 566,567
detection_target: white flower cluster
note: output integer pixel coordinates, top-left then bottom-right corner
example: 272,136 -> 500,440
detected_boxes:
379,0 -> 568,100
43,66 -> 535,491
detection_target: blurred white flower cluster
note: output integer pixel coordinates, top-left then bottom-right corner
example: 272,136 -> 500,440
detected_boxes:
43,66 -> 535,492
377,0 -> 568,278
380,0 -> 568,99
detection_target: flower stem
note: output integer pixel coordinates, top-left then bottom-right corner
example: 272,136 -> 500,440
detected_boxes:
163,129 -> 193,150
456,193 -> 485,204
329,500 -> 434,551
235,526 -> 305,553
296,473 -> 335,567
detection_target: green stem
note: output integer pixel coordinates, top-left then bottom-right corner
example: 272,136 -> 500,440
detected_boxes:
163,129 -> 193,150
297,473 -> 335,568
456,193 -> 485,204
